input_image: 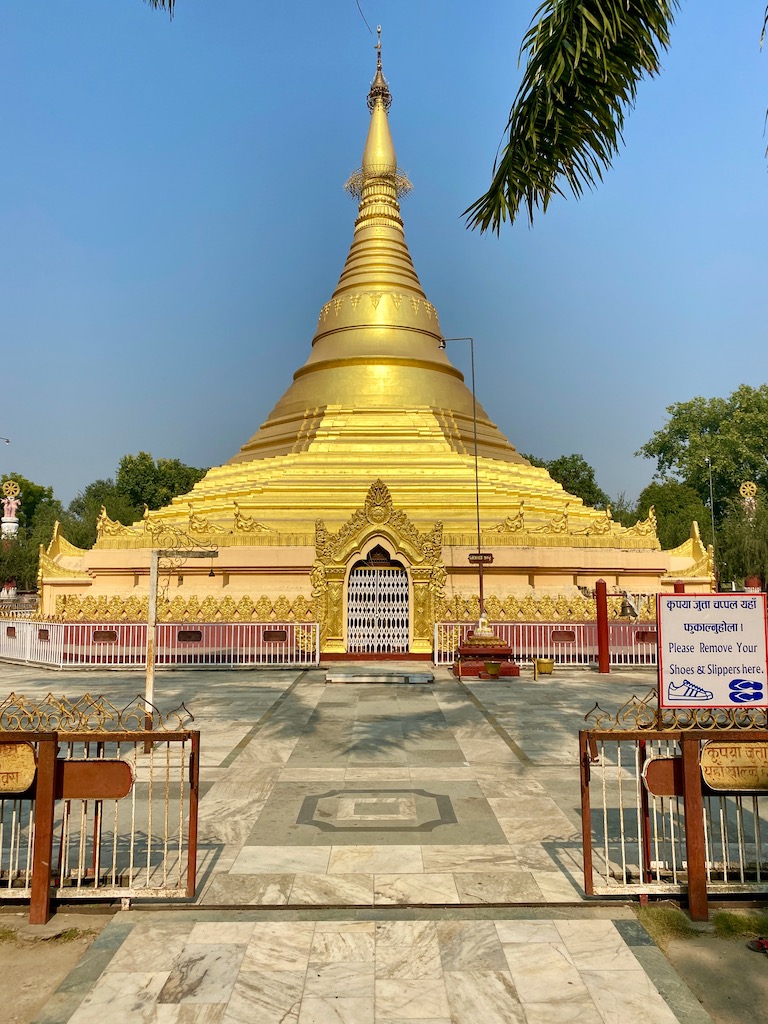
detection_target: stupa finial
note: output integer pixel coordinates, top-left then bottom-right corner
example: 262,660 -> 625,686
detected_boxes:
367,25 -> 392,113
346,26 -> 410,199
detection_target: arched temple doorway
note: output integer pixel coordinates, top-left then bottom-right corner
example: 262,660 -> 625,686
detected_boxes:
312,480 -> 445,655
347,545 -> 409,653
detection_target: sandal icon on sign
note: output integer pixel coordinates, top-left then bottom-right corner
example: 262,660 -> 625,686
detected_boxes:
728,678 -> 764,703
667,680 -> 714,701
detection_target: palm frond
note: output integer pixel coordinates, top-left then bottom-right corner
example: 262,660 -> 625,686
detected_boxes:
144,0 -> 175,17
464,0 -> 679,233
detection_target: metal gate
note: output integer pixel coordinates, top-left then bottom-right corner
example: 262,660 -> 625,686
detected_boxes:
347,567 -> 409,653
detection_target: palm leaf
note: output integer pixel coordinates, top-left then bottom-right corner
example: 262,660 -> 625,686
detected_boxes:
144,0 -> 175,16
464,0 -> 679,233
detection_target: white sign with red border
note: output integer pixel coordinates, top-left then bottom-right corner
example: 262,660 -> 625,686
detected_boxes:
658,593 -> 768,708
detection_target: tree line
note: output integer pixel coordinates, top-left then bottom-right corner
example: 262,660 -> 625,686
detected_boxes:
528,385 -> 768,585
2,384 -> 766,591
1,452 -> 206,591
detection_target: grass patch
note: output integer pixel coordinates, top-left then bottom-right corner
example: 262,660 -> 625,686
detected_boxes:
0,926 -> 96,946
712,909 -> 768,941
45,928 -> 95,944
636,905 -> 698,949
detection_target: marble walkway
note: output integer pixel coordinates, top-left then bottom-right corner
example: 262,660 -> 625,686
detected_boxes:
2,663 -> 712,1023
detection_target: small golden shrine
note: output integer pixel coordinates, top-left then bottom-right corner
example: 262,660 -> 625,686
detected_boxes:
39,37 -> 712,654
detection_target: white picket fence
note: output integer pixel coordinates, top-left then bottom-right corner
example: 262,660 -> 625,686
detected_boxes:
0,620 -> 320,669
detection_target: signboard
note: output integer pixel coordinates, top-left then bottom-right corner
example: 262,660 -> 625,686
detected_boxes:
0,742 -> 36,793
0,747 -> 133,799
468,552 -> 494,565
642,745 -> 768,795
700,741 -> 768,792
658,593 -> 768,708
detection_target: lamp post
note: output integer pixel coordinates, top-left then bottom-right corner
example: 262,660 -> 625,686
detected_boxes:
438,336 -> 485,614
144,547 -> 217,746
705,456 -> 718,587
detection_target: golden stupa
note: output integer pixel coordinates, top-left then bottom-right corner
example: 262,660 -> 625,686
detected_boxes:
40,37 -> 711,653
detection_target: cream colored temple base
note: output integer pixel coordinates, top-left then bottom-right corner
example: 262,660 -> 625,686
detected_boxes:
39,38 -> 712,652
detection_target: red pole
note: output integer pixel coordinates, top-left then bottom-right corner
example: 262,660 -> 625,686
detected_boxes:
674,581 -> 685,594
596,579 -> 610,674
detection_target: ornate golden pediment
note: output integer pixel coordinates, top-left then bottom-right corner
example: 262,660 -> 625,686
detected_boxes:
315,479 -> 443,567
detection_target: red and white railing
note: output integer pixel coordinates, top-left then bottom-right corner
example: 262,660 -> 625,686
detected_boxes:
0,620 -> 320,669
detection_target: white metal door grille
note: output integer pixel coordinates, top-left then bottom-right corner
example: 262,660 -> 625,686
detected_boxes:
347,568 -> 409,654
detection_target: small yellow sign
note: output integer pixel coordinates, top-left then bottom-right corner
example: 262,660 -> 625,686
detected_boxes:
0,742 -> 37,794
701,741 -> 768,792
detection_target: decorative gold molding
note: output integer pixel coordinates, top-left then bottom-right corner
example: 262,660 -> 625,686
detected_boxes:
45,521 -> 88,559
233,502 -> 272,533
625,505 -> 658,538
667,522 -> 714,582
96,506 -> 135,539
38,549 -> 91,581
188,504 -> 225,534
492,506 -> 524,533
54,593 -> 315,623
531,504 -> 570,534
441,592 -> 657,623
443,531 -> 660,550
48,589 -> 659,626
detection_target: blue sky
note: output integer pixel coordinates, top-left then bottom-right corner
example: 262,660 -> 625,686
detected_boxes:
2,1 -> 766,511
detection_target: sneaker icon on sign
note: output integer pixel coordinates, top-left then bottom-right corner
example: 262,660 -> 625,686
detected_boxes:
667,680 -> 714,701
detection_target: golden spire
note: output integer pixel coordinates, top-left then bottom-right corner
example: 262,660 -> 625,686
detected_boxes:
230,31 -> 526,469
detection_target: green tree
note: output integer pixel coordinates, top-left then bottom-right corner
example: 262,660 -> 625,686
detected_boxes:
521,452 -> 609,508
719,496 -> 768,586
635,480 -> 710,550
115,452 -> 207,511
546,454 -> 610,508
610,491 -> 638,528
636,385 -> 768,522
465,2 -> 767,232
0,474 -> 67,591
67,479 -> 142,549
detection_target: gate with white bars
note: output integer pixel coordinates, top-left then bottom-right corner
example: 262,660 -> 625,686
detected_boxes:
347,567 -> 409,654
0,693 -> 199,923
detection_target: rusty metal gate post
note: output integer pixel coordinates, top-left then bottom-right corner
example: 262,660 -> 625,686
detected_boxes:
186,731 -> 200,897
579,730 -> 596,896
680,734 -> 708,921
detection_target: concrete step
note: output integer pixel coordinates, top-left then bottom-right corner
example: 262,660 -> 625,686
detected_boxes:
325,670 -> 434,684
